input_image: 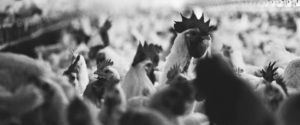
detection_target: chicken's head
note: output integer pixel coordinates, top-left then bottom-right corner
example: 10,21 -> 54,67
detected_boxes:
64,55 -> 81,86
174,11 -> 217,58
257,61 -> 287,111
131,42 -> 163,84
94,59 -> 120,83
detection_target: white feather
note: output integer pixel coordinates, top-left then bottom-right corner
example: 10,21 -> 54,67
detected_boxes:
158,33 -> 191,87
121,61 -> 156,99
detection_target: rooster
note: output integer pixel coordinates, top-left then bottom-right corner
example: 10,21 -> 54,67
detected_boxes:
83,58 -> 121,108
63,53 -> 89,96
159,11 -> 217,87
121,41 -> 162,100
193,54 -> 275,125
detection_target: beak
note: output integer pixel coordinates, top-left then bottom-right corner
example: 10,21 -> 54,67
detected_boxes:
201,36 -> 210,40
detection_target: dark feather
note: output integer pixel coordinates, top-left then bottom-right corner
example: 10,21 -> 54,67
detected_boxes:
174,11 -> 216,34
193,54 -> 275,125
63,55 -> 81,75
131,41 -> 162,67
260,61 -> 278,83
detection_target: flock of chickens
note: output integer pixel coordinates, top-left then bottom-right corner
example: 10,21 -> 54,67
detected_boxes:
2,1 -> 300,125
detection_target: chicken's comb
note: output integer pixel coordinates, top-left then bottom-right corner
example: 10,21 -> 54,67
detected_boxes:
174,11 -> 214,34
144,42 -> 162,56
143,42 -> 162,65
64,55 -> 81,75
132,41 -> 162,66
260,61 -> 278,83
167,64 -> 181,82
96,59 -> 114,71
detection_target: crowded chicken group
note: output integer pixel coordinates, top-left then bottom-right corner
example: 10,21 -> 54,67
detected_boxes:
1,0 -> 300,125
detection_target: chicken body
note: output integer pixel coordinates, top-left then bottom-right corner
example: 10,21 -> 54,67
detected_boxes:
63,54 -> 89,96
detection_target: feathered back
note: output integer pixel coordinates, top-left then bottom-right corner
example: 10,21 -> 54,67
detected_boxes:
122,42 -> 161,99
278,93 -> 300,125
193,54 -> 275,125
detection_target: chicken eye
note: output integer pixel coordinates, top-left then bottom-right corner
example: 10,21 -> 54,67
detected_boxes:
145,63 -> 153,68
104,69 -> 112,74
69,74 -> 76,82
189,31 -> 198,36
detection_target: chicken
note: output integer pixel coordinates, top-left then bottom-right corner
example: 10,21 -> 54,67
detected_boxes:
149,69 -> 196,125
67,97 -> 102,125
88,19 -> 131,78
98,75 -> 126,125
277,93 -> 300,125
283,58 -> 300,96
255,62 -> 287,112
121,42 -> 162,100
193,54 -> 275,125
83,58 -> 121,108
94,47 -> 131,78
0,52 -> 76,125
63,53 -> 89,96
159,11 -> 217,87
88,18 -> 112,59
181,113 -> 210,125
264,41 -> 298,69
221,44 -> 262,75
119,107 -> 172,125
